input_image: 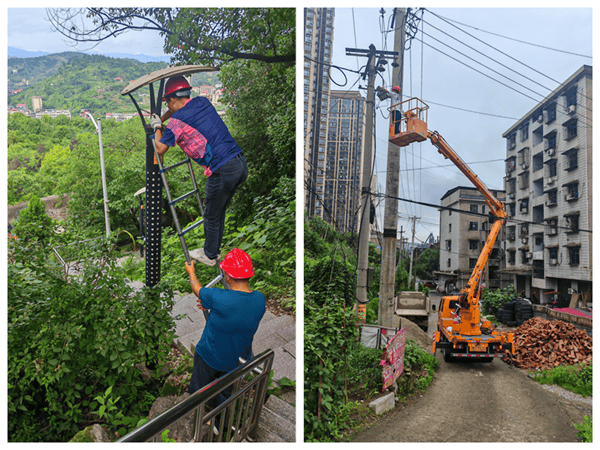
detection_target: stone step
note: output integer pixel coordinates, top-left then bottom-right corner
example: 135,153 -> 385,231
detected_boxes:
251,394 -> 296,442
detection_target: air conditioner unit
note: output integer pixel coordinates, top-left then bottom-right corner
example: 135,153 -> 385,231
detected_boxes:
550,258 -> 558,265
545,200 -> 556,207
567,105 -> 576,115
537,114 -> 544,123
545,148 -> 555,157
526,252 -> 532,259
568,288 -> 575,294
509,193 -> 515,200
549,227 -> 558,235
546,178 -> 554,186
565,193 -> 576,201
522,237 -> 528,244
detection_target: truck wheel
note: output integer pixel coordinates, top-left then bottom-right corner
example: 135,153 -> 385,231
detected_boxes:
442,347 -> 453,362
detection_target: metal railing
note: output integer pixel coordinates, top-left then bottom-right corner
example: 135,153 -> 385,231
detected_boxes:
118,349 -> 274,442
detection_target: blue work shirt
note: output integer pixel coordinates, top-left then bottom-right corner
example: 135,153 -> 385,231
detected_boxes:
160,97 -> 242,176
195,287 -> 266,372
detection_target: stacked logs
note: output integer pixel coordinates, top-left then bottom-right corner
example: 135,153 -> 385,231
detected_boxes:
503,317 -> 592,370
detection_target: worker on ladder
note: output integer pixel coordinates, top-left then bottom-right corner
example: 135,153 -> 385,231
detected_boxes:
150,75 -> 248,266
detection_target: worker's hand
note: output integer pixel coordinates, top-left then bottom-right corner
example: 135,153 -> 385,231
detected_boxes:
185,261 -> 196,277
150,114 -> 162,131
196,299 -> 208,311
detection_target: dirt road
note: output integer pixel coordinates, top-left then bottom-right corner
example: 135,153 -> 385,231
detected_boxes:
351,291 -> 590,442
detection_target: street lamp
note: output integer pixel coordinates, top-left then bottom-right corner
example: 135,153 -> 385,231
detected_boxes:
82,109 -> 111,238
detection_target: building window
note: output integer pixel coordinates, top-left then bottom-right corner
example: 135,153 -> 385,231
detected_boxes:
564,182 -> 579,202
519,197 -> 529,213
520,123 -> 529,142
446,240 -> 452,251
563,119 -> 578,140
469,258 -> 477,269
449,223 -> 452,233
564,148 -> 579,171
447,258 -> 451,268
568,246 -> 580,266
469,240 -> 478,251
469,222 -> 478,231
508,250 -> 516,265
507,133 -> 516,150
546,189 -> 557,206
544,131 -> 557,153
564,213 -> 580,233
470,204 -> 478,214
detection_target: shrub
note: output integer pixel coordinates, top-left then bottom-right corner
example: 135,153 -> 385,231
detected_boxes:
10,195 -> 53,242
7,236 -> 176,441
480,284 -> 517,315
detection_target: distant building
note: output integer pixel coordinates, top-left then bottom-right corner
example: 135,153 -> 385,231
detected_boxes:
32,96 -> 43,112
501,65 -> 592,308
436,186 -> 508,294
304,7 -> 335,219
318,90 -> 365,233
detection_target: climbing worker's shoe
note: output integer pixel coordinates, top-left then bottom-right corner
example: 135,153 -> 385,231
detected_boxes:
195,248 -> 218,267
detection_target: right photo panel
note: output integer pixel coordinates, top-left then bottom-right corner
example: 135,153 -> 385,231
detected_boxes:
303,7 -> 592,443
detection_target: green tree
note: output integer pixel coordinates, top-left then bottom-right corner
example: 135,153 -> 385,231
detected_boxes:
11,195 -> 53,242
414,247 -> 439,280
48,8 -> 295,67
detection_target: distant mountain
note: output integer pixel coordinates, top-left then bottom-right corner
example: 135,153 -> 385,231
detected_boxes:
8,47 -> 50,58
8,46 -> 171,64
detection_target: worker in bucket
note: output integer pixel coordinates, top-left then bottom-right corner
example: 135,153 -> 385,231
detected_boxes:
184,248 -> 265,426
151,75 -> 248,266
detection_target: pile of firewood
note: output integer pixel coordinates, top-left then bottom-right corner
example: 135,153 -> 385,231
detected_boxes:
502,317 -> 592,370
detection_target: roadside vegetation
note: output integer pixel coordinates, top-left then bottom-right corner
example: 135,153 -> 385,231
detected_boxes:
529,363 -> 592,442
304,216 -> 439,442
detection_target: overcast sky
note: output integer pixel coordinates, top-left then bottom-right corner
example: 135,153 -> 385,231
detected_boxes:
6,7 -> 169,57
330,7 -> 592,244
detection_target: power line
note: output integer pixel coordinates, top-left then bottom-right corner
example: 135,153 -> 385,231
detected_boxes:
432,12 -> 592,59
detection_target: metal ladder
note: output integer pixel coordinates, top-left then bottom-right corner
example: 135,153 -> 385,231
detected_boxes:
150,139 -> 229,303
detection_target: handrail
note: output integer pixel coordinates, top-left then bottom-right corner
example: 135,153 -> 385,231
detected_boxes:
118,349 -> 274,442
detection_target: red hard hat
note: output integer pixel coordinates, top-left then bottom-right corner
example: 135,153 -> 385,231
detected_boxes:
163,75 -> 192,100
220,248 -> 255,279
392,85 -> 400,93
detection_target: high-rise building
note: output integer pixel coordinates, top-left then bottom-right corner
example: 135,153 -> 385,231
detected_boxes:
501,65 -> 592,307
304,7 -> 335,218
321,90 -> 365,233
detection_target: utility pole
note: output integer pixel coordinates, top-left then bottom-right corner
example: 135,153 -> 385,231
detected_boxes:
379,7 -> 407,327
408,216 -> 419,290
347,44 -> 397,324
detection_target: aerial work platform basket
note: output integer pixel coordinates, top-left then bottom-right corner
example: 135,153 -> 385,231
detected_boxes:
389,97 -> 429,147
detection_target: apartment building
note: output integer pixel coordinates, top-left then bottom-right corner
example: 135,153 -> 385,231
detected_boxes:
319,90 -> 365,233
501,65 -> 592,307
437,186 -> 507,294
304,7 -> 335,218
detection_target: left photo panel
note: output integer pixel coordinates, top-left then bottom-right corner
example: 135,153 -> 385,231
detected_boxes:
6,7 -> 296,443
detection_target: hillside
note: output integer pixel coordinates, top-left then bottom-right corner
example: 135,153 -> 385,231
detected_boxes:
8,52 -> 222,115
8,53 -> 169,114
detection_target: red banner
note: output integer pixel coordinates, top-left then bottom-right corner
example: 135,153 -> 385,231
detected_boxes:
380,327 -> 406,391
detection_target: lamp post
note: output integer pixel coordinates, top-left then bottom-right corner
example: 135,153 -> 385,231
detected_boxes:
83,110 -> 111,238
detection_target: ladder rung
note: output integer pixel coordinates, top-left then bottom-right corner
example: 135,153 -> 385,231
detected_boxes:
206,274 -> 223,289
161,159 -> 189,173
180,218 -> 204,236
170,189 -> 200,206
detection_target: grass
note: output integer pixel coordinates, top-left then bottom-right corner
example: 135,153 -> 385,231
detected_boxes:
529,362 -> 592,397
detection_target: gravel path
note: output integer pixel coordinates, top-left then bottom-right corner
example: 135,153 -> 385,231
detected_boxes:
539,383 -> 593,405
